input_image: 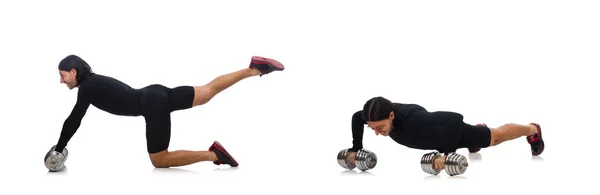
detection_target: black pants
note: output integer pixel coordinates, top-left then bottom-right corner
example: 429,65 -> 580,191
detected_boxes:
457,122 -> 492,149
432,121 -> 492,153
139,84 -> 195,154
396,109 -> 492,153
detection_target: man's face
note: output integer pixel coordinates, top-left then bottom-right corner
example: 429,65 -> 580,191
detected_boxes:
366,111 -> 395,136
59,69 -> 77,89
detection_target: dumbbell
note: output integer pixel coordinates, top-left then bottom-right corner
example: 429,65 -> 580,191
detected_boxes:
337,148 -> 377,171
44,145 -> 68,172
420,152 -> 468,176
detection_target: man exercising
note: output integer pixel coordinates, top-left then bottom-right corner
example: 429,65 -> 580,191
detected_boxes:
54,54 -> 284,168
346,96 -> 545,171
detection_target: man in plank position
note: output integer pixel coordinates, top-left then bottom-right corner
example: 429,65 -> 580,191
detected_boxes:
346,96 -> 545,170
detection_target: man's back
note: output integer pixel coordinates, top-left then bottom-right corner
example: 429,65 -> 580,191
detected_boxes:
79,74 -> 143,116
389,103 -> 465,152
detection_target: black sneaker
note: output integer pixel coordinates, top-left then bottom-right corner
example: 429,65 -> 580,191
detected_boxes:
249,56 -> 285,76
468,123 -> 487,153
527,123 -> 545,156
209,141 -> 239,167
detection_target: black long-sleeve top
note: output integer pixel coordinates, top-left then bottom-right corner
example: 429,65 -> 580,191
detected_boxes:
350,103 -> 465,153
54,73 -> 143,152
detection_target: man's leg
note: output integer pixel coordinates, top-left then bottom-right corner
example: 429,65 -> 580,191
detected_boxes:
146,114 -> 239,168
468,123 -> 488,153
149,150 -> 218,168
489,123 -> 536,145
192,56 -> 285,106
149,142 -> 239,168
488,122 -> 545,155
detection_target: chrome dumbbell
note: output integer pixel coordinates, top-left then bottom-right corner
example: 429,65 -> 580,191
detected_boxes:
45,145 -> 68,172
337,148 -> 356,170
337,148 -> 377,171
420,151 -> 444,175
420,152 -> 468,176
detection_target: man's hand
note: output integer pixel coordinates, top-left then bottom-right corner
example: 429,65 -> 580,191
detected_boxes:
434,155 -> 445,170
346,151 -> 357,164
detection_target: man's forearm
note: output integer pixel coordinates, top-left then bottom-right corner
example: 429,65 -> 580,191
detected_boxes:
55,118 -> 81,152
350,110 -> 366,151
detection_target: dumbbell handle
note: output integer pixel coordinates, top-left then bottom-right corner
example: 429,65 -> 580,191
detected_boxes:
338,148 -> 377,171
421,152 -> 468,176
433,155 -> 445,169
431,154 -> 467,169
344,151 -> 376,165
346,151 -> 356,164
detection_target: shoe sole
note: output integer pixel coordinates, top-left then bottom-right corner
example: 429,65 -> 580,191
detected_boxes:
529,123 -> 544,156
251,56 -> 285,70
533,140 -> 545,156
212,141 -> 239,167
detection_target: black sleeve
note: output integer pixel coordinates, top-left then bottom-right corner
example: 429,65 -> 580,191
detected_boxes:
350,110 -> 367,152
54,89 -> 91,152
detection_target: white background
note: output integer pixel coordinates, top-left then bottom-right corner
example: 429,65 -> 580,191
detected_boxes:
1,0 -> 598,194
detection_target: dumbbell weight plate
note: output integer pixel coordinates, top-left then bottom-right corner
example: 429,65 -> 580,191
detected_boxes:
420,152 -> 442,175
355,149 -> 377,171
45,151 -> 65,171
45,146 -> 68,172
444,153 -> 468,176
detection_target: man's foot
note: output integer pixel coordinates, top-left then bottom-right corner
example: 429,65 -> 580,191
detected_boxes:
527,123 -> 545,156
209,141 -> 239,167
249,56 -> 285,76
468,123 -> 487,153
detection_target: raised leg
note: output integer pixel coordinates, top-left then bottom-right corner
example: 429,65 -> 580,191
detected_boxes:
192,68 -> 261,106
192,56 -> 285,106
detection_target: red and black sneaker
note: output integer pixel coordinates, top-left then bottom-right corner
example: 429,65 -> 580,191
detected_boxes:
249,56 -> 285,76
527,123 -> 545,156
468,123 -> 487,153
209,141 -> 239,167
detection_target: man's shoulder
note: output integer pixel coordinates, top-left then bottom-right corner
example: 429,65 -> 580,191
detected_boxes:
80,73 -> 115,85
393,102 -> 427,113
392,102 -> 411,108
392,102 -> 423,107
87,73 -> 110,80
77,74 -> 106,93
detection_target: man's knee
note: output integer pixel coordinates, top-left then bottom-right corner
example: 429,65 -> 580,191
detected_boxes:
149,150 -> 169,168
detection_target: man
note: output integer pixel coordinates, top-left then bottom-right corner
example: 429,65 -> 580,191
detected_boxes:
346,96 -> 545,171
54,54 -> 284,168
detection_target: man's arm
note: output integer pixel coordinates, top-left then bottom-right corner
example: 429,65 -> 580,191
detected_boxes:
350,110 -> 367,152
54,92 -> 90,152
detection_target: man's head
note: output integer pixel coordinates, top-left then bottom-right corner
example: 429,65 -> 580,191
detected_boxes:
58,55 -> 93,89
362,96 -> 395,136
